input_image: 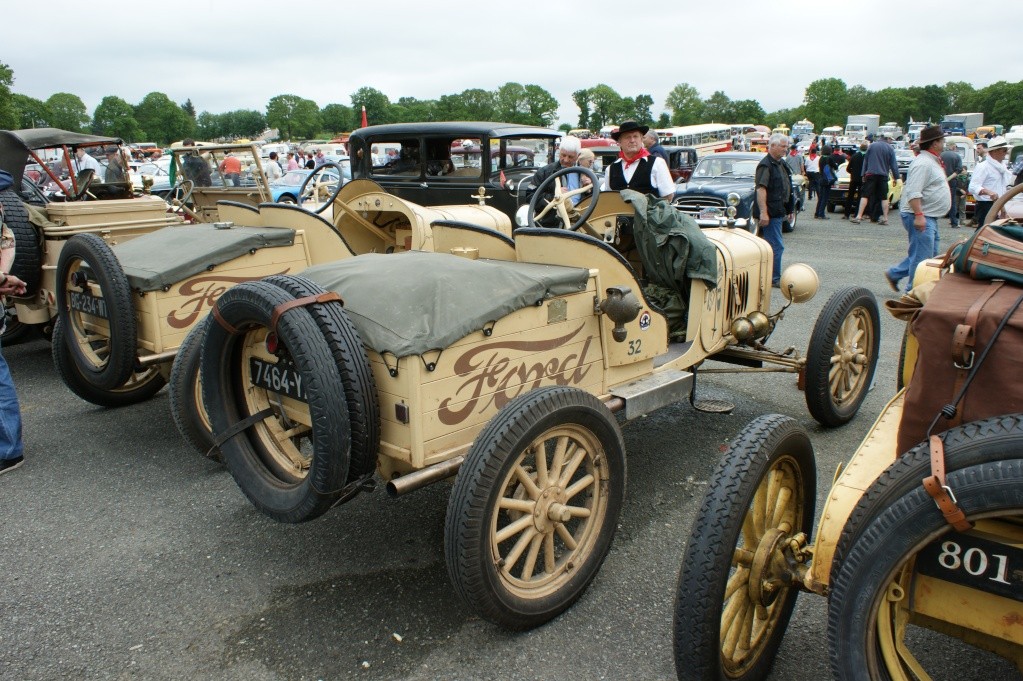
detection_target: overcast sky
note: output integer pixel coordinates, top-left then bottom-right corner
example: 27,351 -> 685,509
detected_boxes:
5,0 -> 1022,128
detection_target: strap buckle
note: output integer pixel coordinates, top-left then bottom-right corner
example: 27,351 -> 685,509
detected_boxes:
953,350 -> 974,370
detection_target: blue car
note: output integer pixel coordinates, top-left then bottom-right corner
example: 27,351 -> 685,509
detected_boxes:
270,159 -> 351,204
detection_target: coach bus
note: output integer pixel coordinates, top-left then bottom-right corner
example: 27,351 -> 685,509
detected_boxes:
656,123 -> 732,157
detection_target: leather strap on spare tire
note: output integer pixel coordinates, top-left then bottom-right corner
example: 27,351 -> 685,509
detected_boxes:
55,233 -> 137,391
0,189 -> 43,296
923,288 -> 1023,531
199,280 -> 353,523
269,291 -> 343,330
262,274 -> 380,483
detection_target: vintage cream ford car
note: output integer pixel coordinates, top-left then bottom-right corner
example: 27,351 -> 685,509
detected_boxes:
671,186 -> 1023,680
54,170 -> 880,629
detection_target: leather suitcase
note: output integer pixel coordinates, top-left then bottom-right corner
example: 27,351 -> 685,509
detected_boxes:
898,272 -> 1023,454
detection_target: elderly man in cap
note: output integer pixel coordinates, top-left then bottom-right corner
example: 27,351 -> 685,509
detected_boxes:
601,121 -> 675,199
103,146 -> 126,184
884,125 -> 950,294
969,136 -> 1014,227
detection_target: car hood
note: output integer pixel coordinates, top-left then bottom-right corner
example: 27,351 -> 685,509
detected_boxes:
678,178 -> 755,195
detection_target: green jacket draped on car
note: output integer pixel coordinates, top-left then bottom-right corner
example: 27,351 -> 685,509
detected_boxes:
622,190 -> 718,341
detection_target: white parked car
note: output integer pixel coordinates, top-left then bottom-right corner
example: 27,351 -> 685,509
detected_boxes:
130,157 -> 172,196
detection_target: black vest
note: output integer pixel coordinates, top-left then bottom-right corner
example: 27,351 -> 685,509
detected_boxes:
754,156 -> 792,219
609,157 -> 655,193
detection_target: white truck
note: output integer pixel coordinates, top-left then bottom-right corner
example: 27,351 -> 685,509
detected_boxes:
791,119 -> 815,140
877,121 -> 904,140
845,114 -> 880,141
906,121 -> 929,142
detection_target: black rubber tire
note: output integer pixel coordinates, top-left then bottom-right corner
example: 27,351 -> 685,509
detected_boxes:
51,317 -> 165,407
263,274 -> 379,480
200,281 -> 351,523
895,324 -> 913,391
672,414 -> 816,681
827,458 -> 1023,681
782,209 -> 797,233
0,188 -> 43,296
445,386 -> 625,629
804,286 -> 880,427
56,233 -> 137,391
278,194 -> 297,204
830,414 -> 1023,584
168,316 -> 219,461
2,301 -> 38,346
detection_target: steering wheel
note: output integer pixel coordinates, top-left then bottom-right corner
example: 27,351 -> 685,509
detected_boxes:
168,180 -> 195,213
297,162 -> 345,214
71,169 -> 96,200
526,166 -> 600,230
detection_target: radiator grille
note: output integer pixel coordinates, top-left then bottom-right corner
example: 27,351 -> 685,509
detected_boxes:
727,272 -> 750,321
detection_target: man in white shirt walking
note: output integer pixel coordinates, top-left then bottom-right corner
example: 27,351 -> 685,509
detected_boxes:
969,136 -> 1013,227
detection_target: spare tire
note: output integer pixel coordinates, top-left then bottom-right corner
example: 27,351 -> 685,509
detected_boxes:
55,233 -> 137,391
263,274 -> 379,481
168,316 -> 220,462
200,281 -> 352,523
0,188 -> 42,296
51,317 -> 166,408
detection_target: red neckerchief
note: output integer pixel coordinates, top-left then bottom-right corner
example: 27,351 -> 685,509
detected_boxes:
619,147 -> 650,169
925,148 -> 943,170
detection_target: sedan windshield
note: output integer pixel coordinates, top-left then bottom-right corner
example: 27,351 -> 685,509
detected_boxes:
693,157 -> 758,178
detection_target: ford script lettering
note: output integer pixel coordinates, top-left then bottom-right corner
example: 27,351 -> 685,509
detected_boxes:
437,324 -> 594,426
69,290 -> 108,319
167,271 -> 289,329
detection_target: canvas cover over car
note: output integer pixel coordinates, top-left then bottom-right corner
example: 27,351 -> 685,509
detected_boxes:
111,224 -> 296,291
301,251 -> 590,358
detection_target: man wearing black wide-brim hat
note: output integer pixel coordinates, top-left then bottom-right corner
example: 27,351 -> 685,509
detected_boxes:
883,125 -> 950,294
601,121 -> 675,199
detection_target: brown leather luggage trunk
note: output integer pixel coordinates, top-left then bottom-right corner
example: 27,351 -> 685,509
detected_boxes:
898,272 -> 1023,454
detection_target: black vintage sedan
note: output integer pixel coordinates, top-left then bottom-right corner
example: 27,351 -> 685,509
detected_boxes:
672,151 -> 805,232
348,122 -> 561,218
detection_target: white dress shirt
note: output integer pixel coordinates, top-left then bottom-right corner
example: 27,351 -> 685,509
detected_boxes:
601,155 -> 675,198
969,157 -> 1013,202
72,151 -> 102,174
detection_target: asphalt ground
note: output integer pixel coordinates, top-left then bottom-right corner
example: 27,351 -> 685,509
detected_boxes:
1,209 -> 1019,680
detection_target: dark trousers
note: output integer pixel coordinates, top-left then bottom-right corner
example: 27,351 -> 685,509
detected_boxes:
975,201 -> 994,227
844,179 -> 862,217
815,178 -> 831,217
806,172 -> 819,199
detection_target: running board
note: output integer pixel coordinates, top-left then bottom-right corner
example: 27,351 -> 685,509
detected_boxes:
609,369 -> 694,421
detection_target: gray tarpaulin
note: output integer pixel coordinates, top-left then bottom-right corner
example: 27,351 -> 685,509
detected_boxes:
301,251 -> 590,358
112,224 -> 296,291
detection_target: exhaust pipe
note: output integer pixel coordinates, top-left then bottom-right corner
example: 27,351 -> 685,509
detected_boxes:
386,455 -> 464,497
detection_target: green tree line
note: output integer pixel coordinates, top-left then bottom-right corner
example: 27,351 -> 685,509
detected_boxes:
2,61 -> 1021,144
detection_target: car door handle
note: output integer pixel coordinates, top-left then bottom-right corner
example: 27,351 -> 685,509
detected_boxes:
420,182 -> 428,188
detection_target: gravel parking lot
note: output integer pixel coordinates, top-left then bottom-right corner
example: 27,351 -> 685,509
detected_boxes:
0,212 -> 1014,680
